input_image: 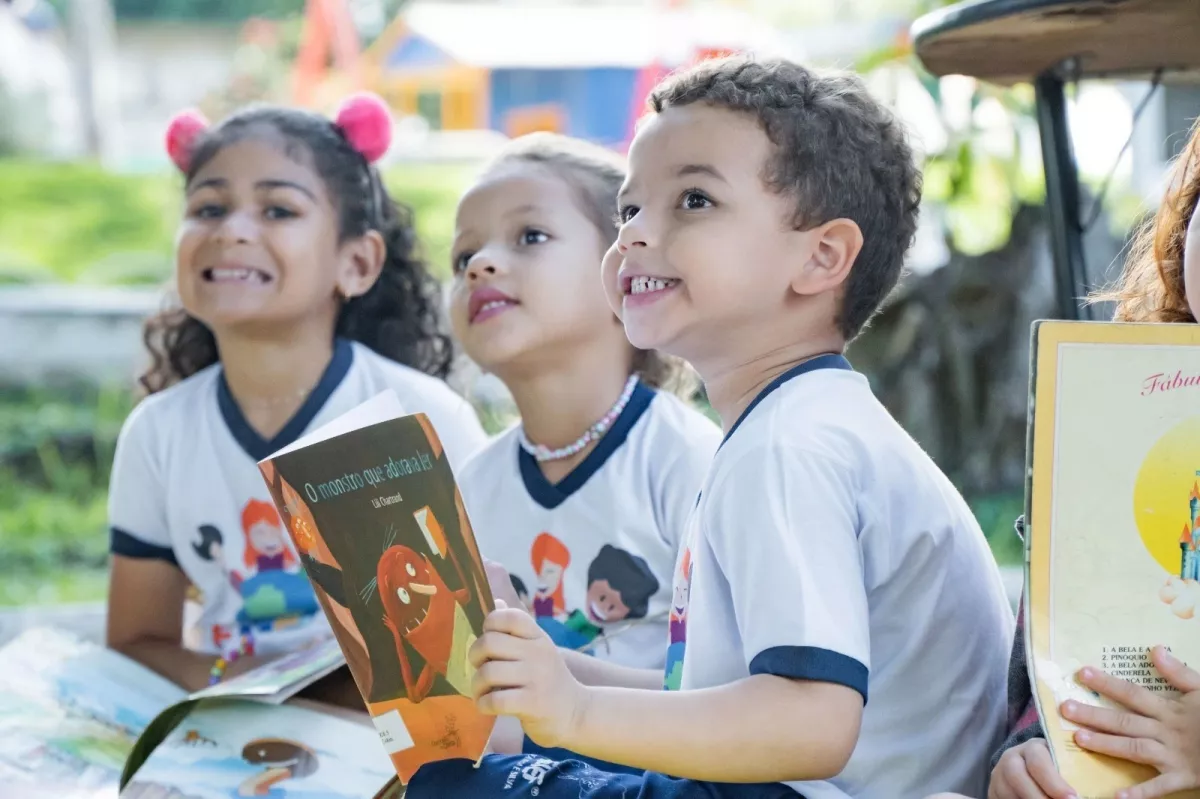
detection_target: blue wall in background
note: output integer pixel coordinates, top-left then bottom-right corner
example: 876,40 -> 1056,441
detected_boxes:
385,34 -> 452,70
489,67 -> 639,145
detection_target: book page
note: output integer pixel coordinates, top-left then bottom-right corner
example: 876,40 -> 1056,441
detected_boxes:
259,410 -> 496,784
0,627 -> 186,798
1028,322 -> 1200,797
191,636 -> 345,703
265,390 -> 405,460
121,700 -> 394,799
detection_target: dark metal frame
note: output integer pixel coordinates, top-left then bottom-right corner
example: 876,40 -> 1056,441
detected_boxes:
912,0 -> 1197,322
1033,71 -> 1092,321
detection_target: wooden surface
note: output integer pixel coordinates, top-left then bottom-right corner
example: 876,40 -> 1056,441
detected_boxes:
913,0 -> 1200,84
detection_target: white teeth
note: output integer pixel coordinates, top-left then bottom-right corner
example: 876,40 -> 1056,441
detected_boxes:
478,300 -> 510,314
629,276 -> 678,295
209,267 -> 268,284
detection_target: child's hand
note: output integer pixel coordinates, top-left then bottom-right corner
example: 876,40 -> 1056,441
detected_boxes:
1062,646 -> 1200,799
989,739 -> 1077,799
469,604 -> 589,748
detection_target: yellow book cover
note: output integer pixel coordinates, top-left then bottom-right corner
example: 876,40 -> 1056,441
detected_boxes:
1026,320 -> 1200,798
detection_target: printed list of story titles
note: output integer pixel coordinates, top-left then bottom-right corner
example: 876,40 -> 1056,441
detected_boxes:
1100,646 -> 1180,692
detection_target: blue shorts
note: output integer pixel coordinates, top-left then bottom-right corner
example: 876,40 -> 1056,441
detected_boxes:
407,752 -> 805,798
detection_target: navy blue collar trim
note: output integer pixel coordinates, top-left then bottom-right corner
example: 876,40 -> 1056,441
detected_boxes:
218,338 -> 355,462
519,381 -> 655,510
720,353 -> 852,448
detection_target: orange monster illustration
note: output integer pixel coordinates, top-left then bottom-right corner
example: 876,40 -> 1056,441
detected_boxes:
378,543 -> 478,704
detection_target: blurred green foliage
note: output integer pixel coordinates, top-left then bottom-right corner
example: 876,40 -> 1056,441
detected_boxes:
0,160 -> 179,285
0,159 -> 476,287
384,162 -> 478,276
0,386 -> 132,579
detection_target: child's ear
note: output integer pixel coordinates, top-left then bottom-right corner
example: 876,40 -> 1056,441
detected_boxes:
335,230 -> 387,300
790,218 -> 863,297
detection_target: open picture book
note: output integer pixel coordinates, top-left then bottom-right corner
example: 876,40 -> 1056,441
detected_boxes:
1025,320 -> 1200,798
0,389 -> 496,797
0,626 -> 397,799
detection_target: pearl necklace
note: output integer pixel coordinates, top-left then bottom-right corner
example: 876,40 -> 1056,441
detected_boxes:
519,375 -> 638,462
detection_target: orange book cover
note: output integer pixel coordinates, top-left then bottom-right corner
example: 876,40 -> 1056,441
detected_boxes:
257,391 -> 496,786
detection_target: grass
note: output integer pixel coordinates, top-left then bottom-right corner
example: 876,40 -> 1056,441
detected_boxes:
0,158 -> 479,286
0,385 -> 128,606
383,162 -> 478,279
0,568 -> 110,607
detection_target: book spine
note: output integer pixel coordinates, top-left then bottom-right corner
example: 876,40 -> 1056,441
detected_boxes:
1022,319 -> 1047,759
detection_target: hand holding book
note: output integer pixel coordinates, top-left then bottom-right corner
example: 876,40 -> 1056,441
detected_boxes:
1060,647 -> 1200,799
1023,320 -> 1200,799
989,739 -> 1077,799
469,602 -> 591,749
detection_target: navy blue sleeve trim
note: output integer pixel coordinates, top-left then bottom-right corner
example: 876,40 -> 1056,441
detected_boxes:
750,645 -> 869,704
110,526 -> 180,569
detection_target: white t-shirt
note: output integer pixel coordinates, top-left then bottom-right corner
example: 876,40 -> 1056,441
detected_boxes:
668,354 -> 1014,799
108,338 -> 488,658
460,383 -> 720,669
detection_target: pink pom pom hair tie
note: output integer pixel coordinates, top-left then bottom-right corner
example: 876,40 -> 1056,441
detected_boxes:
164,109 -> 210,173
162,93 -> 392,173
333,92 -> 393,163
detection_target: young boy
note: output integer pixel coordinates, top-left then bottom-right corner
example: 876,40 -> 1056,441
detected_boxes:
407,55 -> 1015,799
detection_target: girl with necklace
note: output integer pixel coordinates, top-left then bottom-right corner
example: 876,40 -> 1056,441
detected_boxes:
447,134 -> 720,752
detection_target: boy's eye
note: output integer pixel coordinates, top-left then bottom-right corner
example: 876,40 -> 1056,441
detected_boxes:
520,228 -> 549,246
451,251 -> 473,274
615,205 -> 638,224
680,191 -> 712,211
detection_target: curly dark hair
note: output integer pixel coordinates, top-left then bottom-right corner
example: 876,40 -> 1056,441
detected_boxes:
1094,117 -> 1199,323
485,132 -> 696,396
648,55 -> 923,340
140,104 -> 454,394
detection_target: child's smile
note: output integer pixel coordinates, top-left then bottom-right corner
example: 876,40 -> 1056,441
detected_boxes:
176,137 -> 343,333
622,274 -> 681,308
202,265 -> 273,285
604,104 -> 813,365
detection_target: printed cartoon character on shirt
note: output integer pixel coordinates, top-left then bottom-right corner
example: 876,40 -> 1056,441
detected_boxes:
532,540 -> 660,654
530,532 -> 570,619
191,525 -> 244,637
508,574 -> 533,613
231,499 -> 318,629
663,546 -> 693,691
